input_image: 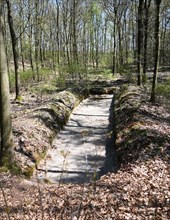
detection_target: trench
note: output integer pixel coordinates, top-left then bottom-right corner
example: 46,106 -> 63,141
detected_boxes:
35,94 -> 117,184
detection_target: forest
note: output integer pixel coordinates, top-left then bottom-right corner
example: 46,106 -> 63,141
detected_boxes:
0,0 -> 170,219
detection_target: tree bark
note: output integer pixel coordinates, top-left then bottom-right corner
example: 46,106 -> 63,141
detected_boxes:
143,0 -> 151,82
56,0 -> 60,66
131,0 -> 137,64
150,0 -> 162,103
137,0 -> 144,86
72,0 -> 78,65
28,0 -> 34,76
34,0 -> 40,82
112,14 -> 117,75
0,2 -> 13,164
19,0 -> 25,72
6,0 -> 20,99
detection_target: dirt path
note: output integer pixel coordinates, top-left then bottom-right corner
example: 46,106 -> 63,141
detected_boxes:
35,94 -> 114,184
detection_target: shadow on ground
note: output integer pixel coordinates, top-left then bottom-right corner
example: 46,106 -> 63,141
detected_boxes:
37,95 -> 118,184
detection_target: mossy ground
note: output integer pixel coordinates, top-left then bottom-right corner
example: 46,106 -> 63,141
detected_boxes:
115,85 -> 170,166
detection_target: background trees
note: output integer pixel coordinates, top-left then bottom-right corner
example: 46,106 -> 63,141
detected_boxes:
0,0 -> 169,97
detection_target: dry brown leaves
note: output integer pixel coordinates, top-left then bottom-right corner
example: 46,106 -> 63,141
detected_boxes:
0,156 -> 169,220
0,86 -> 169,219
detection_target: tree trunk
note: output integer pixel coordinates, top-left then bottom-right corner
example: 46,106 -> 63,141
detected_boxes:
82,21 -> 87,66
0,3 -> 13,165
143,0 -> 151,82
19,0 -> 25,72
150,0 -> 162,103
72,0 -> 78,65
137,0 -> 144,86
56,1 -> 60,66
94,13 -> 100,70
124,9 -> 128,64
118,24 -> 123,66
161,14 -> 168,65
35,0 -> 40,82
29,26 -> 34,73
103,18 -> 107,55
6,0 -> 20,99
112,17 -> 117,75
28,0 -> 34,76
131,0 -> 137,64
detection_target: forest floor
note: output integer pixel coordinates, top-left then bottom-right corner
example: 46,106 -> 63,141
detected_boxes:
0,71 -> 170,219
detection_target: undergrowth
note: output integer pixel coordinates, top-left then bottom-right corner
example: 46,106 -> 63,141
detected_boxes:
156,77 -> 170,107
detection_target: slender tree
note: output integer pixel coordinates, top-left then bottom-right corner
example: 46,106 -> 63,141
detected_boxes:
0,1 -> 13,165
34,0 -> 40,82
160,2 -> 170,65
19,0 -> 25,72
28,0 -> 34,74
150,0 -> 162,102
5,0 -> 20,99
137,0 -> 144,86
56,0 -> 60,66
143,0 -> 151,81
71,0 -> 78,65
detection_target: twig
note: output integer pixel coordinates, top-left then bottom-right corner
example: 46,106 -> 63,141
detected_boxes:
37,179 -> 44,220
0,182 -> 11,220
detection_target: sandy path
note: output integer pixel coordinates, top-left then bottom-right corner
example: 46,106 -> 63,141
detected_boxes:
36,94 -> 114,184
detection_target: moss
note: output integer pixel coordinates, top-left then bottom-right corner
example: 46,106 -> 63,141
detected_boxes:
0,166 -> 8,173
119,91 -> 140,101
50,103 -> 70,125
43,178 -> 51,184
115,86 -> 142,111
0,149 -> 21,174
34,150 -> 47,167
10,163 -> 22,175
23,165 -> 35,178
16,95 -> 23,103
49,132 -> 56,145
0,158 -> 22,175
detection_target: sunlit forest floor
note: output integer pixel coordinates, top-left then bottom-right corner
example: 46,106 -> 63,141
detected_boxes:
0,67 -> 170,219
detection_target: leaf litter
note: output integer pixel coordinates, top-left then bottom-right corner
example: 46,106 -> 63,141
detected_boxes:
0,85 -> 170,220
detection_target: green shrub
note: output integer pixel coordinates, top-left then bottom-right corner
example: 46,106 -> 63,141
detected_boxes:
39,67 -> 51,80
156,77 -> 170,105
118,64 -> 136,81
58,62 -> 89,80
9,68 -> 52,87
156,78 -> 170,96
20,69 -> 34,83
55,75 -> 66,89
